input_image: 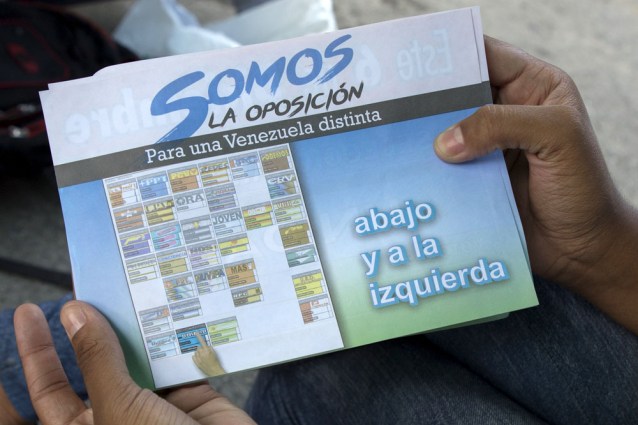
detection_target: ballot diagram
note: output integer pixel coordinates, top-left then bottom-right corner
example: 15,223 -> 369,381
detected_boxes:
103,144 -> 343,386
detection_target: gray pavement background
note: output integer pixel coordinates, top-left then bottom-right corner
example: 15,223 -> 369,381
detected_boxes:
1,0 -> 636,408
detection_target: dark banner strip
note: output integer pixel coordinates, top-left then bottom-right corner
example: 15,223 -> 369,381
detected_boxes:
55,82 -> 491,187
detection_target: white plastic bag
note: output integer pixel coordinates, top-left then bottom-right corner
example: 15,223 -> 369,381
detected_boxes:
205,0 -> 336,45
113,0 -> 336,58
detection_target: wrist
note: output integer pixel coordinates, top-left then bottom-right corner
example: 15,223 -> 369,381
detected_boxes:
580,203 -> 638,289
566,202 -> 638,333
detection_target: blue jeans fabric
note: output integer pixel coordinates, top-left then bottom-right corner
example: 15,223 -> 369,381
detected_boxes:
2,278 -> 637,423
0,292 -> 86,422
246,277 -> 638,424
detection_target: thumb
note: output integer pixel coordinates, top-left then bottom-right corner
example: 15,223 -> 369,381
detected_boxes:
60,301 -> 140,409
434,104 -> 585,163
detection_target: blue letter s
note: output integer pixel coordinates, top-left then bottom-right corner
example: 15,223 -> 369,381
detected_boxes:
151,71 -> 208,143
319,34 -> 353,83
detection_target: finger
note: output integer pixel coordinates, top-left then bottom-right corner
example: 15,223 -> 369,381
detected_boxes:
192,350 -> 210,371
192,352 -> 203,370
433,104 -> 588,164
166,384 -> 234,418
165,383 -> 221,413
14,304 -> 87,424
166,384 -> 256,425
59,302 -> 139,412
195,333 -> 208,347
484,36 -> 530,88
484,36 -> 572,107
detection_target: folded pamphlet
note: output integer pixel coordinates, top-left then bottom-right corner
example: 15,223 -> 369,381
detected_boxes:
41,7 -> 537,389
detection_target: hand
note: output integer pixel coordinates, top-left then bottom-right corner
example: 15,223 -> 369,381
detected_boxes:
193,334 -> 226,377
13,302 -> 256,425
434,36 -> 638,334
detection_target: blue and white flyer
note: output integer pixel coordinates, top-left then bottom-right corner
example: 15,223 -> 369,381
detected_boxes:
41,7 -> 537,390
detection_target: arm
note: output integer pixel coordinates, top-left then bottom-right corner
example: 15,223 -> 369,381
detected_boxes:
435,36 -> 638,334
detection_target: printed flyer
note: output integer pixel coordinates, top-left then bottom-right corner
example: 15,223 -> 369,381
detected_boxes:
41,7 -> 538,389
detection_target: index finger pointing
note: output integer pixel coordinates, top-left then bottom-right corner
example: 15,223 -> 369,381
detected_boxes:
195,333 -> 208,347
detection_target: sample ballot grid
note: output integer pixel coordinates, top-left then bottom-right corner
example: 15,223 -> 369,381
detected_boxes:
104,144 -> 338,366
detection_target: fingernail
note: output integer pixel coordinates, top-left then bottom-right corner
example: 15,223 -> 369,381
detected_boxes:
435,125 -> 465,157
62,304 -> 87,339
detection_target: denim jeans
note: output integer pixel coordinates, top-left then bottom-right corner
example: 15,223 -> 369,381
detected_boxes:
2,278 -> 637,423
246,277 -> 638,424
0,293 -> 86,422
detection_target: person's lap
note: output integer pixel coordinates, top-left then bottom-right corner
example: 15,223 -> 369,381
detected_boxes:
246,336 -> 549,424
246,278 -> 638,424
2,278 -> 636,423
